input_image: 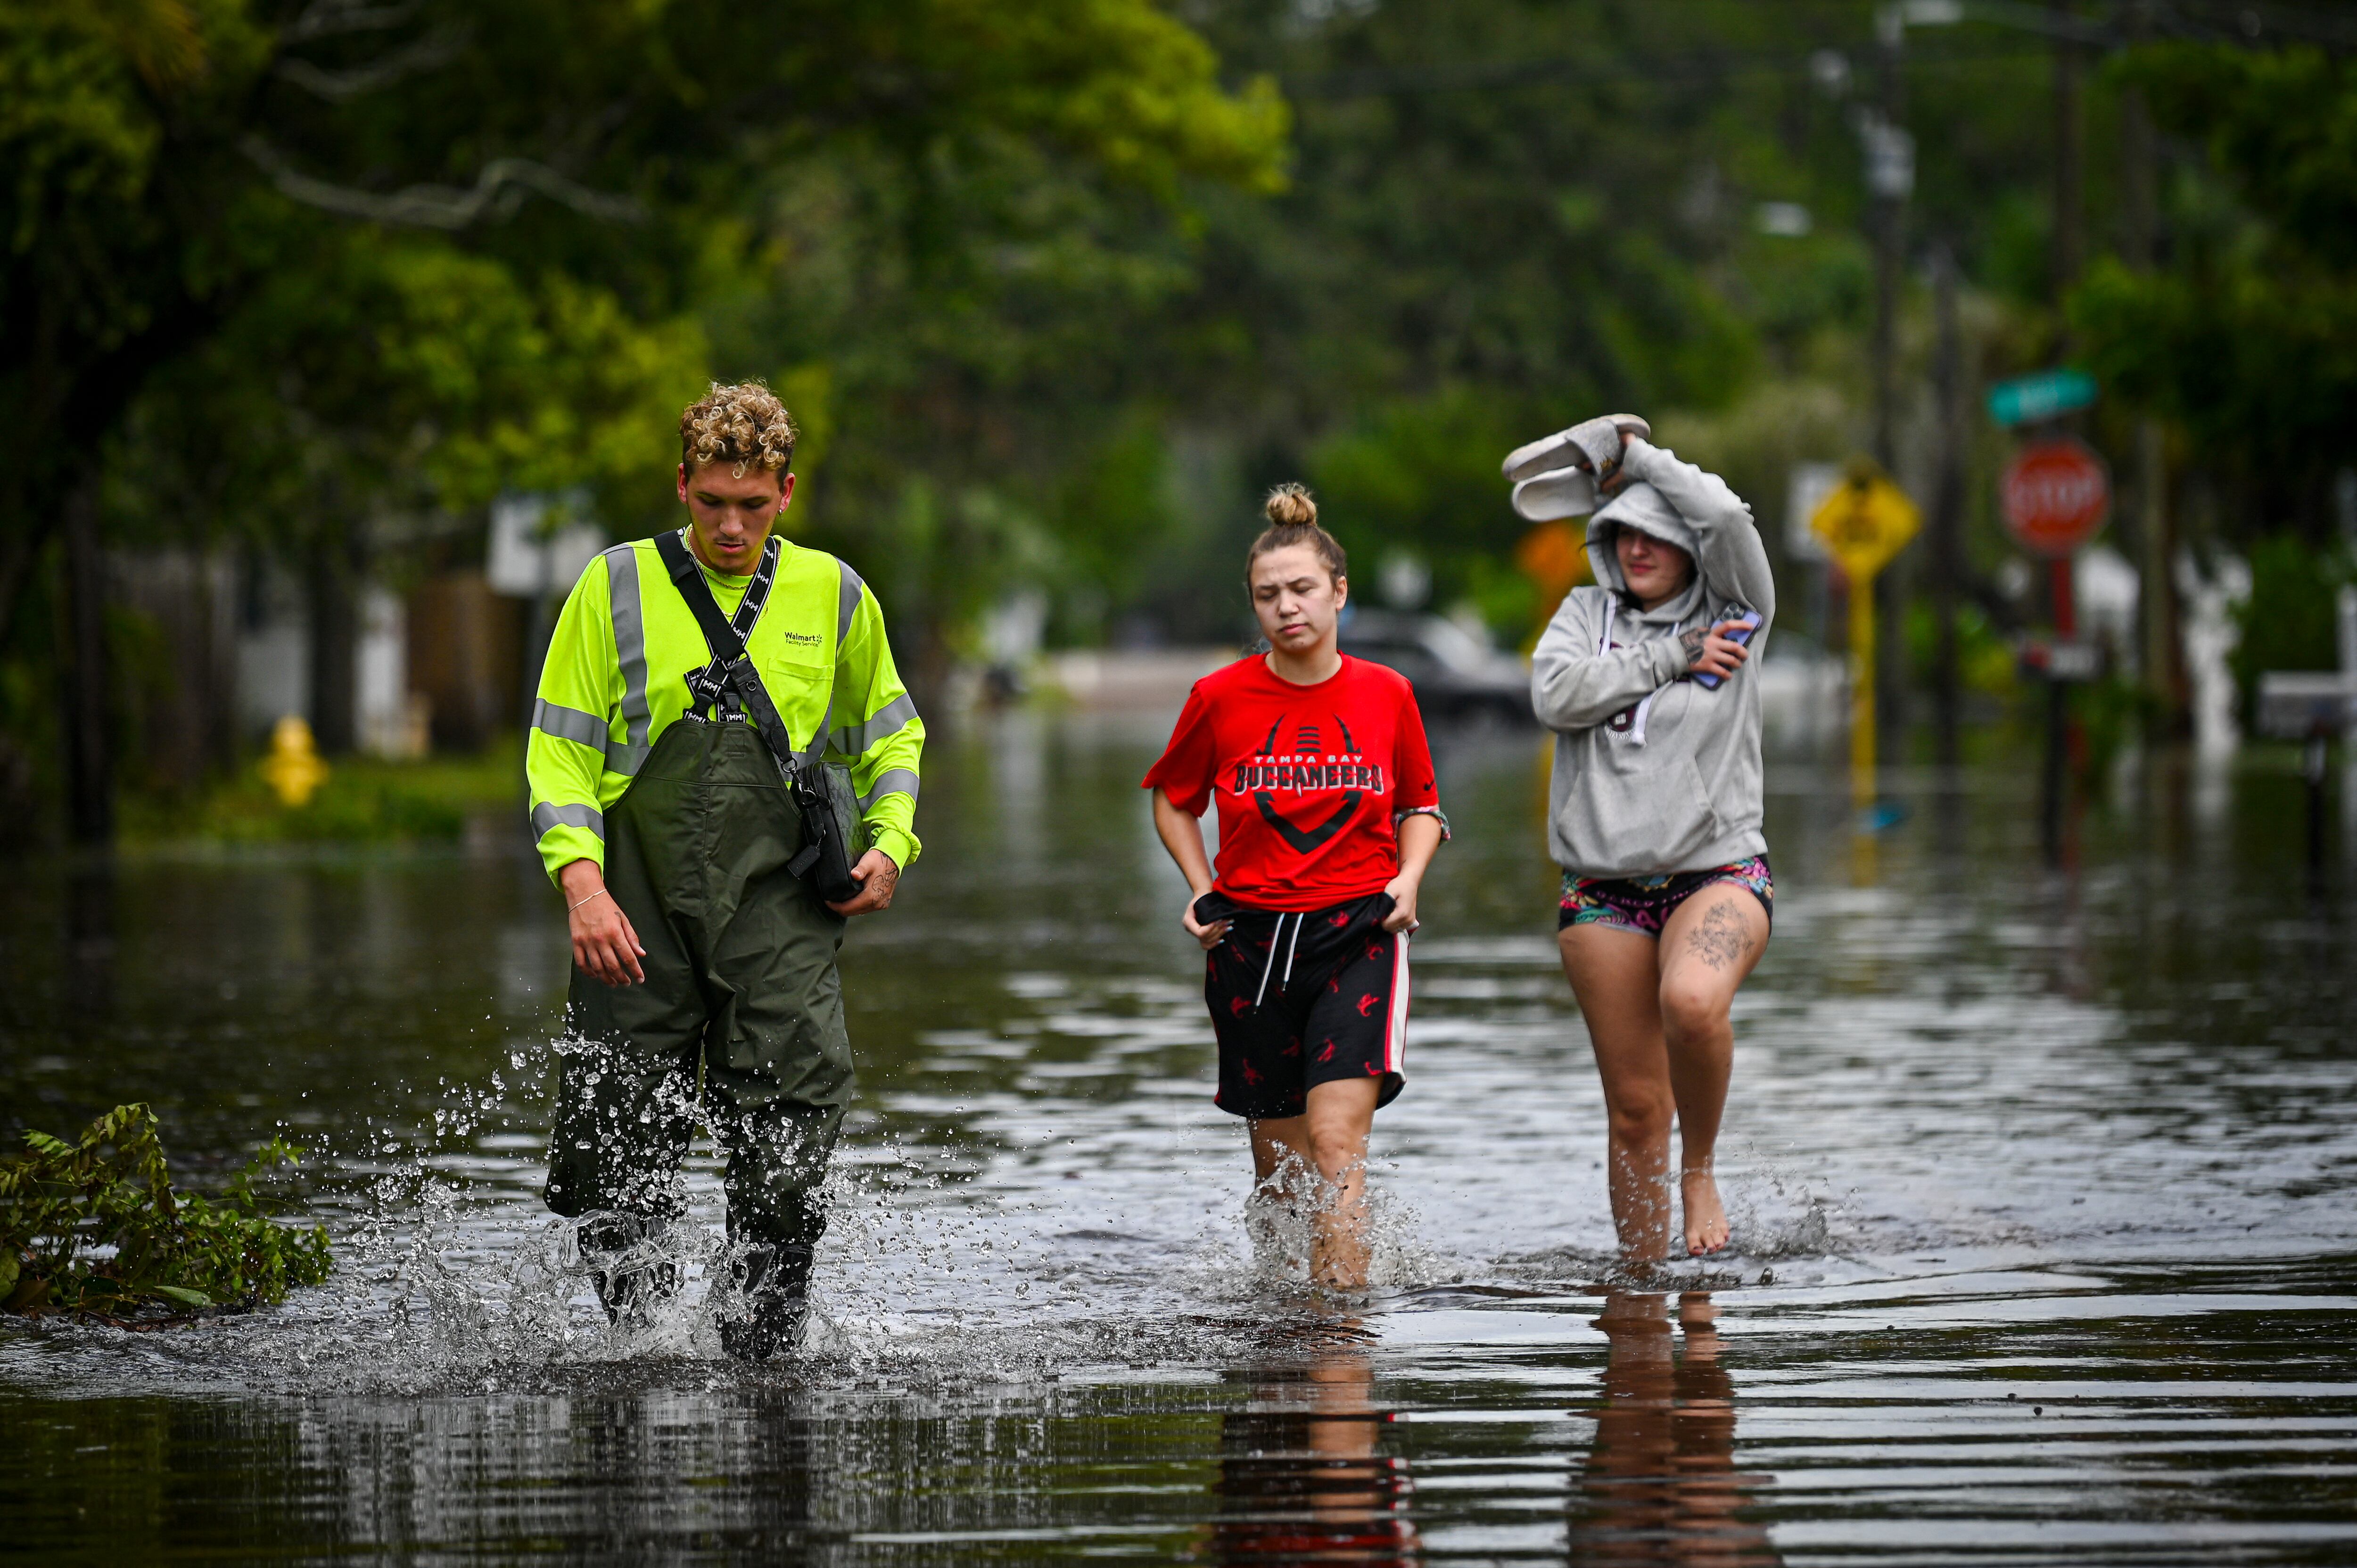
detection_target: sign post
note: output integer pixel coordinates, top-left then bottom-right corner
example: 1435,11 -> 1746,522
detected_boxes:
2000,436 -> 2111,861
1811,464 -> 1922,810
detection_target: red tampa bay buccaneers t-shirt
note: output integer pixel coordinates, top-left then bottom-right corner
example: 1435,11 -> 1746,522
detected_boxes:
1143,654 -> 1442,912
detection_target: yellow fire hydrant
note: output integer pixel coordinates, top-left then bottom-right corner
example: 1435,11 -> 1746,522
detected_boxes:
259,715 -> 330,807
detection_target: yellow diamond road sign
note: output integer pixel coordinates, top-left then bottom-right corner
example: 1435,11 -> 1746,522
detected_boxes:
1810,470 -> 1920,579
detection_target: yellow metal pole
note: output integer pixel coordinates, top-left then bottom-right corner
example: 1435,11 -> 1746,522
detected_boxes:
1849,569 -> 1877,807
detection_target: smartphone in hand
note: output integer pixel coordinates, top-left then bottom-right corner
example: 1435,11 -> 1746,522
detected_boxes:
1692,604 -> 1762,690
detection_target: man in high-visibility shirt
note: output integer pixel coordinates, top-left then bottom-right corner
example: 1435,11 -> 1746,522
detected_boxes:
526,382 -> 922,1359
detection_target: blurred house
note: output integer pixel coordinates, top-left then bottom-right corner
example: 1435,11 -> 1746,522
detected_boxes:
106,503 -> 607,782
234,560 -> 435,760
404,572 -> 519,753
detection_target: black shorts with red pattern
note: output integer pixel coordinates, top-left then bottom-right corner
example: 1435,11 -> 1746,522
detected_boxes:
1194,889 -> 1410,1121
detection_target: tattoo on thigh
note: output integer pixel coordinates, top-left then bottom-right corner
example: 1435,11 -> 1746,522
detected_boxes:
1685,899 -> 1753,971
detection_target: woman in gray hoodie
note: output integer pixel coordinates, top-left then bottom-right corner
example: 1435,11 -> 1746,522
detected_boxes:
1523,419 -> 1775,1265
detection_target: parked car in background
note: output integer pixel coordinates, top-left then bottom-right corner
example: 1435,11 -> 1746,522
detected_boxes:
1748,629 -> 1847,760
1339,608 -> 1533,722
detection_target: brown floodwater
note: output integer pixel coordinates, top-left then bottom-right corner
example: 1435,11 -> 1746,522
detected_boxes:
2,711 -> 2354,1563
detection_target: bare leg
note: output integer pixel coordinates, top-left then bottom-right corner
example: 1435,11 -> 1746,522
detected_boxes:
1654,887 -> 1769,1256
1248,1108 -> 1319,1264
1248,1076 -> 1384,1289
1558,923 -> 1676,1266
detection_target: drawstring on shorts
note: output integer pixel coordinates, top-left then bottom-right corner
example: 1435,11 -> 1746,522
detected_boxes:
1252,911 -> 1306,1010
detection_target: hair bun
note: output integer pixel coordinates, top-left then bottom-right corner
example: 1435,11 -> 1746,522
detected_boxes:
1263,482 -> 1319,528
1245,484 -> 1346,586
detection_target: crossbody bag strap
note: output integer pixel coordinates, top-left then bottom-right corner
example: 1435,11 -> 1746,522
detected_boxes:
651,530 -> 806,773
676,533 -> 781,719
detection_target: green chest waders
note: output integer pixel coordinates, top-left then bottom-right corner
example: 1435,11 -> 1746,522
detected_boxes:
544,551 -> 856,1354
546,714 -> 854,1215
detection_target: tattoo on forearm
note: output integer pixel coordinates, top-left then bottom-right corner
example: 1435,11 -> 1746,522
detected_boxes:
1680,627 -> 1707,663
1685,900 -> 1753,971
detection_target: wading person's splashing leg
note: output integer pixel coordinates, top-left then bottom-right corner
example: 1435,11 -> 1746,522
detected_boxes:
1515,417 -> 1777,1265
1144,484 -> 1446,1291
1559,882 -> 1768,1260
1248,1081 -> 1386,1285
525,383 -> 924,1358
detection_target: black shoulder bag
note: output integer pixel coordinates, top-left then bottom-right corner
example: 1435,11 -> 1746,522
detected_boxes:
651,530 -> 864,903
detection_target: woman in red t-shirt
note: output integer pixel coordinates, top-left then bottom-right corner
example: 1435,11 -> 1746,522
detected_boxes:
1144,484 -> 1447,1290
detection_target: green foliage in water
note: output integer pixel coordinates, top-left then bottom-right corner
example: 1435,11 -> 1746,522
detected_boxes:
0,1105 -> 332,1322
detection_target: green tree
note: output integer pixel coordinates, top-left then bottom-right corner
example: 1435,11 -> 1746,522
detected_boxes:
0,0 -> 1286,834
2072,42 -> 2357,538
1095,0 -> 2041,632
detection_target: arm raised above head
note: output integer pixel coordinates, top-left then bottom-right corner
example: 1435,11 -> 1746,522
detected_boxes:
1619,439 -> 1776,623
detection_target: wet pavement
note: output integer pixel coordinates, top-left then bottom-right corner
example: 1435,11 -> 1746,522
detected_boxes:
3,712 -> 2355,1563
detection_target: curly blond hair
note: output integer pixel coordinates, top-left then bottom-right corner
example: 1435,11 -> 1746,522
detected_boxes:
680,382 -> 798,478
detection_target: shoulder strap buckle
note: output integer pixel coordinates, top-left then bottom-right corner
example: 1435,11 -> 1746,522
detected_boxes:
656,529 -> 782,721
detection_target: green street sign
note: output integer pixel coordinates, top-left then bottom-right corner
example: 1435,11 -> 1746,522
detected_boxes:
1987,368 -> 2096,427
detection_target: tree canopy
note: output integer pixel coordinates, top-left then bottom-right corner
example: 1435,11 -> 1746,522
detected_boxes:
5,0 -> 2352,833
0,0 -> 1286,620
2073,41 -> 2357,534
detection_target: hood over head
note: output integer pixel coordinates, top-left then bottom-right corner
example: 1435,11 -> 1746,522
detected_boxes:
1583,481 -> 1703,614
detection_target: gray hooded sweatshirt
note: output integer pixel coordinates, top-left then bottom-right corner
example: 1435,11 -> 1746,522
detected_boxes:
1528,437 -> 1776,878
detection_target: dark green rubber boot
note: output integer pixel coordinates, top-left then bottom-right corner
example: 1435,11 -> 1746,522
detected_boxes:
717,1241 -> 816,1361
577,1212 -> 681,1328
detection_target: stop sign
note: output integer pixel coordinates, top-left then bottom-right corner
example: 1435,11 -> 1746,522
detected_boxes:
2001,437 -> 2110,557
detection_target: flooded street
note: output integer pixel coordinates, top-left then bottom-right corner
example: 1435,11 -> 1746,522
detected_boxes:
4,713 -> 2356,1563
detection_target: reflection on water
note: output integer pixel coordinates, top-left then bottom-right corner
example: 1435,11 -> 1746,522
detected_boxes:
1208,1328 -> 1419,1565
1572,1294 -> 1774,1567
3,714 -> 2357,1560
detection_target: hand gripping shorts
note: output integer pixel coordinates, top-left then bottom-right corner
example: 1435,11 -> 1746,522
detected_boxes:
1194,890 -> 1409,1121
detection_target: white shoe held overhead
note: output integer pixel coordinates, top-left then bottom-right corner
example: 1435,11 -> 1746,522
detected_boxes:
1511,467 -> 1599,522
1500,413 -> 1651,484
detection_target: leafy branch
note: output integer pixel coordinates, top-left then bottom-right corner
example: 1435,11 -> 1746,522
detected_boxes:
0,1104 -> 333,1323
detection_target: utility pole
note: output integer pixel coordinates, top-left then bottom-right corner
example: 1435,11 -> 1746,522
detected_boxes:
2041,0 -> 2087,863
2050,0 -> 2085,342
2119,0 -> 2185,737
1867,5 -> 1914,766
1870,9 -> 1908,470
1929,245 -> 1967,769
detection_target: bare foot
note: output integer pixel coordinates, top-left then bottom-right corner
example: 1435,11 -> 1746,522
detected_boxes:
1681,1169 -> 1730,1256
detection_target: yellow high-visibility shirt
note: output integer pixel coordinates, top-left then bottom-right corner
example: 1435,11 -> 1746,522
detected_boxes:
525,531 -> 923,884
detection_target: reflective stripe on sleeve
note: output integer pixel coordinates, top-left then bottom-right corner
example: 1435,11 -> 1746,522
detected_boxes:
531,801 -> 605,839
532,698 -> 608,750
837,558 -> 865,644
830,692 -> 917,756
607,544 -> 651,749
858,767 -> 920,811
